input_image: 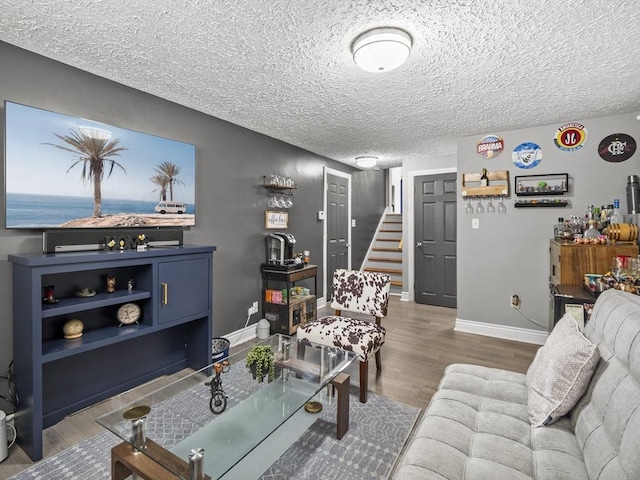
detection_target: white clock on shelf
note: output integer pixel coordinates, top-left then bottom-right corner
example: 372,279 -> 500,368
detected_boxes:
117,303 -> 141,326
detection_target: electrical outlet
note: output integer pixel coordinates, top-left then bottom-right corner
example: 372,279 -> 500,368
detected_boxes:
511,294 -> 520,309
248,301 -> 259,316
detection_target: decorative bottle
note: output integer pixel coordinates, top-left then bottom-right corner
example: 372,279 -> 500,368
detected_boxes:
584,220 -> 600,241
610,199 -> 624,224
561,219 -> 574,241
554,217 -> 565,240
480,168 -> 489,187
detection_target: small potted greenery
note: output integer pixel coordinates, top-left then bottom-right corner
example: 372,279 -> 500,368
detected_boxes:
245,344 -> 276,383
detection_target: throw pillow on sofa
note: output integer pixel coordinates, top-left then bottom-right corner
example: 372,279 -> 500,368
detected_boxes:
527,313 -> 600,427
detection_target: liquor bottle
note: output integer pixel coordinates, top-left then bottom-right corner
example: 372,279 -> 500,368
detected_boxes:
601,205 -> 611,230
480,168 -> 489,187
584,220 -> 600,240
554,217 -> 565,240
610,199 -> 624,224
561,219 -> 574,241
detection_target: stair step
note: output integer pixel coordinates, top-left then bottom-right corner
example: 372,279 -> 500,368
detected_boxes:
368,257 -> 402,263
372,247 -> 402,253
391,280 -> 403,287
364,267 -> 403,275
380,229 -> 402,233
376,238 -> 400,242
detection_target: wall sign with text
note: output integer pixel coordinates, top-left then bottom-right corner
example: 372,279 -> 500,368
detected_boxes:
477,134 -> 504,159
554,122 -> 588,151
265,211 -> 288,229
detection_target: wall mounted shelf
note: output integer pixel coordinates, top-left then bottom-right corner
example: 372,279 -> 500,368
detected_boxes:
514,199 -> 570,208
461,170 -> 509,197
515,173 -> 568,196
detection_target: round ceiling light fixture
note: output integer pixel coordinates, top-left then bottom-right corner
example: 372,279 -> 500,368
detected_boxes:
352,27 -> 412,72
355,156 -> 378,168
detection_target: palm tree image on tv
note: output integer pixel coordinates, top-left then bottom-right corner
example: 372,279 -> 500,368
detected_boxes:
150,173 -> 169,201
45,127 -> 127,217
153,161 -> 184,201
5,101 -> 196,229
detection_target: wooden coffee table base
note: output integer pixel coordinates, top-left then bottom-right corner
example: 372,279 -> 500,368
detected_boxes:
111,439 -> 211,480
331,372 -> 350,440
111,374 -> 350,480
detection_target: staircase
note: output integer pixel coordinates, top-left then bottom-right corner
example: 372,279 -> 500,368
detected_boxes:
363,212 -> 403,295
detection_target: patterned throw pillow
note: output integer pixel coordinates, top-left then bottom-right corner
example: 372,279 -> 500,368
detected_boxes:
527,313 -> 600,427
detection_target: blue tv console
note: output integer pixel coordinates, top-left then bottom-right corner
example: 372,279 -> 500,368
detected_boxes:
9,245 -> 215,461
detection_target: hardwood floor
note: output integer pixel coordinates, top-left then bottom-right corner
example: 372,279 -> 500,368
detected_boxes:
0,296 -> 540,477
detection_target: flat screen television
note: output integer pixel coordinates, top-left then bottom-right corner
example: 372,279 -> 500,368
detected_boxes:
4,101 -> 196,229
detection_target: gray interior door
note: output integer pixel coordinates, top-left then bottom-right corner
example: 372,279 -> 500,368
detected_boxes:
414,172 -> 457,307
326,173 -> 349,299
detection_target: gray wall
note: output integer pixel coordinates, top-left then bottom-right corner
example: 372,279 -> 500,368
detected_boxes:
0,42 -> 386,382
456,112 -> 640,333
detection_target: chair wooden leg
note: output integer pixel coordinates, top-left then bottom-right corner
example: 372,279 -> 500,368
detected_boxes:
375,349 -> 382,371
359,360 -> 368,403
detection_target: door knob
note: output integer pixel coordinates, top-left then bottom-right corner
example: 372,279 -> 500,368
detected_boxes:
416,242 -> 423,247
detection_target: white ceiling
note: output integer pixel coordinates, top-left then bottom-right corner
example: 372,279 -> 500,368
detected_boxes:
1,0 -> 639,170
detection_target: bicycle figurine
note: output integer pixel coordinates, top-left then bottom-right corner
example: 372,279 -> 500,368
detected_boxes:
205,360 -> 231,414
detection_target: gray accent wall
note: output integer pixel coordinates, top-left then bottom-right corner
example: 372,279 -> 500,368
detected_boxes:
0,42 -> 386,376
456,112 -> 640,334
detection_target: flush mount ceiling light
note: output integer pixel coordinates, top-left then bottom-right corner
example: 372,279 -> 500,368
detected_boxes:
352,27 -> 412,72
355,156 -> 378,168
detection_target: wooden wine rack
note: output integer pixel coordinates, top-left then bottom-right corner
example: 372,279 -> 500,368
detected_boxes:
461,170 -> 510,197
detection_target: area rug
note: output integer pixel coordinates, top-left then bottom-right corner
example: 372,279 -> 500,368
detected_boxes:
9,371 -> 419,480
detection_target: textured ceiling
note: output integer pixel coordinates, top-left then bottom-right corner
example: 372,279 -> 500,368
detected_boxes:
1,0 -> 639,170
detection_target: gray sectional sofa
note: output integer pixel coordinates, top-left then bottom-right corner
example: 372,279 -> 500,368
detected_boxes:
392,289 -> 640,480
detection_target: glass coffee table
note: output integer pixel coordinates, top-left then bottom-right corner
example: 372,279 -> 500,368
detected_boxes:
97,334 -> 358,480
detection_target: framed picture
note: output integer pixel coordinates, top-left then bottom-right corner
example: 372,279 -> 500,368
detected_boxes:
265,211 -> 288,229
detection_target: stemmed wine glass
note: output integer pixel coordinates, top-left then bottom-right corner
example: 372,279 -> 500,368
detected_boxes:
465,197 -> 474,214
487,197 -> 496,214
475,197 -> 484,214
497,197 -> 507,214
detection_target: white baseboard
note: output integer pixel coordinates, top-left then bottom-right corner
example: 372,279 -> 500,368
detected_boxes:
455,318 -> 548,345
225,297 -> 328,347
399,291 -> 410,301
225,325 -> 258,347
316,296 -> 327,309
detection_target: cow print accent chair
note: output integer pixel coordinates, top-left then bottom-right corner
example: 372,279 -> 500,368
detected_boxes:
297,269 -> 391,403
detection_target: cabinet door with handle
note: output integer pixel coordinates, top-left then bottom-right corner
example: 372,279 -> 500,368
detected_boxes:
158,256 -> 211,324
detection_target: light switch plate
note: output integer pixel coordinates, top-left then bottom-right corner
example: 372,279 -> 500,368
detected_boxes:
317,210 -> 325,220
351,219 -> 356,227
472,218 -> 480,229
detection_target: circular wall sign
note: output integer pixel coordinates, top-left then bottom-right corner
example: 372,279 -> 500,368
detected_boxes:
512,142 -> 543,169
598,133 -> 636,162
477,135 -> 504,159
554,122 -> 588,151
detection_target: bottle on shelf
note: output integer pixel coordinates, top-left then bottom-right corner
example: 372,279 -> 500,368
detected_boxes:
561,219 -> 574,241
480,168 -> 489,187
554,217 -> 565,240
593,206 -> 601,229
610,199 -> 624,224
584,220 -> 600,240
602,204 -> 613,230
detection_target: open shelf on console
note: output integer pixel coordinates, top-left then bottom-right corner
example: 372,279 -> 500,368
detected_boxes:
41,290 -> 151,318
